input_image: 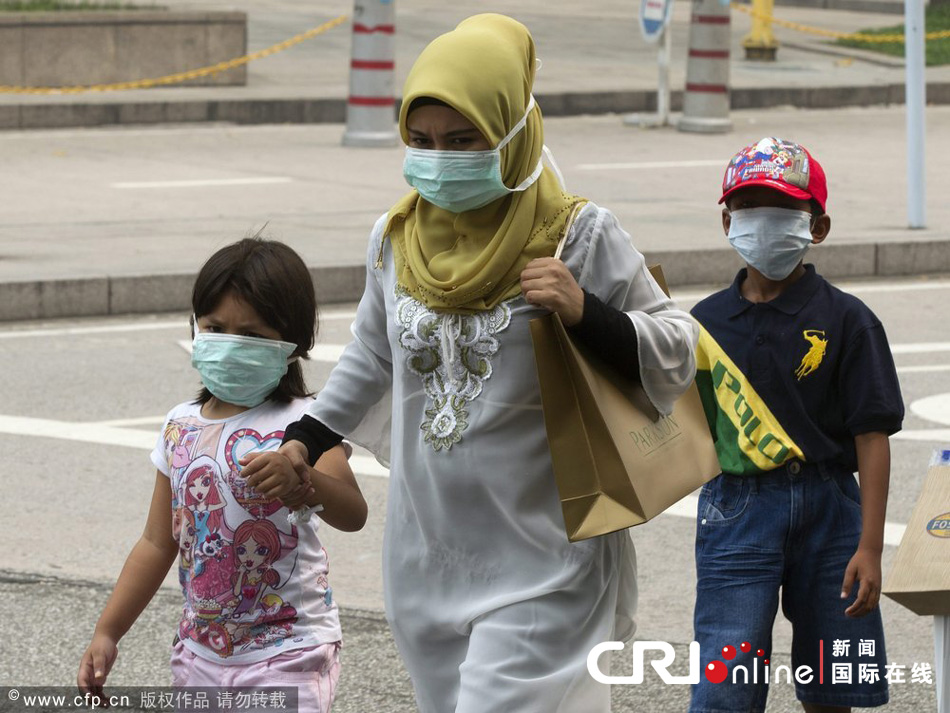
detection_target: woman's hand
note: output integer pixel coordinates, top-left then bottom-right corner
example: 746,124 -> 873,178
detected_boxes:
77,633 -> 118,701
241,449 -> 314,501
520,258 -> 585,326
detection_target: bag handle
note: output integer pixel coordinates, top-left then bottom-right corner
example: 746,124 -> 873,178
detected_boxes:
553,201 -> 588,261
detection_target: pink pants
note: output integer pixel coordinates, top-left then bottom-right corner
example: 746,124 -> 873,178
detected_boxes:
170,640 -> 341,713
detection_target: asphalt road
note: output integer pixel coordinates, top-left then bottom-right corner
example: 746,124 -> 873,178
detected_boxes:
1,274 -> 947,712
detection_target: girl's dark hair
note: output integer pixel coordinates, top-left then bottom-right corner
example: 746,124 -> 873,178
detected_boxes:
191,237 -> 317,405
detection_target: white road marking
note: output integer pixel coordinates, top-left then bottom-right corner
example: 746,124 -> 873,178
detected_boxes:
112,177 -> 293,189
909,393 -> 950,426
0,413 -> 156,450
320,308 -> 357,322
674,278 -> 950,303
0,310 -> 356,340
652,493 -> 904,546
576,159 -> 724,171
0,321 -> 187,340
310,344 -> 346,362
0,412 -> 390,480
94,416 -> 168,427
0,412 -> 912,542
892,343 -> 950,355
349,455 -> 390,478
897,364 -> 950,374
892,428 -> 950,442
841,280 -> 950,294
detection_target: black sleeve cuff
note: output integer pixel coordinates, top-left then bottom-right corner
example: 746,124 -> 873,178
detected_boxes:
566,290 -> 641,382
282,415 -> 344,466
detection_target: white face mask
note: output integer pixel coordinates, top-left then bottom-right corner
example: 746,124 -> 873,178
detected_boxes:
402,96 -> 543,213
727,207 -> 814,281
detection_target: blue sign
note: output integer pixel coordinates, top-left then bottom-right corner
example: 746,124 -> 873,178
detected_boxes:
640,0 -> 673,43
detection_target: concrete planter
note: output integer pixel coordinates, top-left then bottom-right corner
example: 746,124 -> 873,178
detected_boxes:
0,11 -> 247,89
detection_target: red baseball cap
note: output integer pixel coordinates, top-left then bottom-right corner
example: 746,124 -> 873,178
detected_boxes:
719,138 -> 828,213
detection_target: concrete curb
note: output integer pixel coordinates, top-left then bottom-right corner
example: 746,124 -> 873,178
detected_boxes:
3,240 -> 949,322
0,264 -> 366,322
4,81 -> 950,131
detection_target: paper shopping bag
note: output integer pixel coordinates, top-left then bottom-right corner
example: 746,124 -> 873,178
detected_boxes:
530,266 -> 720,542
883,450 -> 950,616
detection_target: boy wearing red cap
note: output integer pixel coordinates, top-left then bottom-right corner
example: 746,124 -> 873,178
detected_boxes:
689,138 -> 904,713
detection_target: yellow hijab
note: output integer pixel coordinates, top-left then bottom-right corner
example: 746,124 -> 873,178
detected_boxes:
385,14 -> 586,313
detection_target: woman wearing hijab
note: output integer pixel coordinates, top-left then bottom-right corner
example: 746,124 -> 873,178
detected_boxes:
269,14 -> 697,712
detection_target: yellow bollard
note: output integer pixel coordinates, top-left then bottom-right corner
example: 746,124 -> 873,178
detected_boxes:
741,0 -> 778,60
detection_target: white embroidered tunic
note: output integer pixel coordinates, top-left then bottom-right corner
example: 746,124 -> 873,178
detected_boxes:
305,202 -> 698,707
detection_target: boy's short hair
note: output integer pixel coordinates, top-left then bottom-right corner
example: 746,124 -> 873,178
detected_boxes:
720,137 -> 828,213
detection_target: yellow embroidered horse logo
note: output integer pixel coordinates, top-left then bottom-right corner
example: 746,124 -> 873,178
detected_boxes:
795,330 -> 828,380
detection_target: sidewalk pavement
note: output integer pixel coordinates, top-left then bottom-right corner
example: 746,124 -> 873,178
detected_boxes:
3,0 -> 948,129
1,0 -> 948,321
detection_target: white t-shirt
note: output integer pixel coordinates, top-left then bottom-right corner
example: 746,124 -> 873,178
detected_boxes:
151,397 -> 342,665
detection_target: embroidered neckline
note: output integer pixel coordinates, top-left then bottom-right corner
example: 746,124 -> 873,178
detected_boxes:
394,287 -> 513,451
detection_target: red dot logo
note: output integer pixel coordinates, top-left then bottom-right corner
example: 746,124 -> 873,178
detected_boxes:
704,660 -> 728,684
721,645 -> 736,660
756,649 -> 765,657
740,642 -> 751,653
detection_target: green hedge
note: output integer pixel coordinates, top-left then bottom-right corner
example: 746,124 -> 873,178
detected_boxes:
835,4 -> 950,66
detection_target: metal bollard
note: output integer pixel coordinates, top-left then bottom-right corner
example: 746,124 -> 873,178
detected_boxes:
342,0 -> 399,147
677,0 -> 732,134
742,0 -> 778,60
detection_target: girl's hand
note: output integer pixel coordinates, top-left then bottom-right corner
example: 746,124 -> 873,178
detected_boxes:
240,451 -> 313,501
77,634 -> 118,700
520,258 -> 585,326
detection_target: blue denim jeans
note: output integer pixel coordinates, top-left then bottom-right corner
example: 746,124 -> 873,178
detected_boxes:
689,460 -> 889,712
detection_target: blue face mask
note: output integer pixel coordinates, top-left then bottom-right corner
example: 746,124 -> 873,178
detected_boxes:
727,207 -> 814,281
191,325 -> 298,408
403,96 -> 544,213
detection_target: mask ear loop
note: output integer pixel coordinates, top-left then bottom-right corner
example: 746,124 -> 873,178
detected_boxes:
495,95 -> 537,152
497,96 -> 546,193
542,145 -> 566,189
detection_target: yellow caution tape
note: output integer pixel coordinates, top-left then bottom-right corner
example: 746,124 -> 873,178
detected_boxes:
731,3 -> 950,42
0,14 -> 347,95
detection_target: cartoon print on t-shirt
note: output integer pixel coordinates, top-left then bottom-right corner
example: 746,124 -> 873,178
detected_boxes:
160,415 -> 329,659
178,456 -> 234,602
224,428 -> 287,518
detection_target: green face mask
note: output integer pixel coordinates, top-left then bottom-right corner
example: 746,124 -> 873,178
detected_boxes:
402,96 -> 543,213
191,328 -> 298,408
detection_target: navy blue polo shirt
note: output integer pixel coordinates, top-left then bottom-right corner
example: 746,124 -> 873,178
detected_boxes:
691,265 -> 904,476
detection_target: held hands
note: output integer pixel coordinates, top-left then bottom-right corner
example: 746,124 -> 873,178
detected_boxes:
841,546 -> 883,617
520,258 -> 585,327
240,443 -> 314,503
77,634 -> 118,702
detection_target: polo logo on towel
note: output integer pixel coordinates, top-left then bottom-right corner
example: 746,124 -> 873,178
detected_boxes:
794,329 -> 828,380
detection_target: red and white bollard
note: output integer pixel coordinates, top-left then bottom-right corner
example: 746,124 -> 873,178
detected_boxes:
342,0 -> 398,147
677,0 -> 732,134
